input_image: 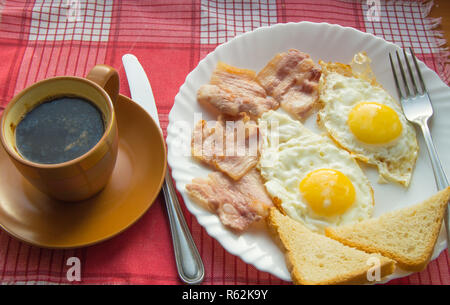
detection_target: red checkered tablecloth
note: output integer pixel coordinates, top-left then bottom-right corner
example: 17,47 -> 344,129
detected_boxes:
0,0 -> 448,285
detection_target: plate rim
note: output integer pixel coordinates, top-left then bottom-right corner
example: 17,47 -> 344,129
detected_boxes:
167,21 -> 449,283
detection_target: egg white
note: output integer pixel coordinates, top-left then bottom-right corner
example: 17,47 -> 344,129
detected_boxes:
318,72 -> 418,187
259,111 -> 374,232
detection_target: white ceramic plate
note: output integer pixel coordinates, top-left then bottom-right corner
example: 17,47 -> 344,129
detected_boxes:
166,22 -> 450,283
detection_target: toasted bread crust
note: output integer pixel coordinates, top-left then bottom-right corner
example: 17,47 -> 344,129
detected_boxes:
325,187 -> 450,272
267,208 -> 396,285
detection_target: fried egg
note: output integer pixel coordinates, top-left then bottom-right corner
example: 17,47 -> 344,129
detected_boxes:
258,111 -> 374,232
317,55 -> 418,187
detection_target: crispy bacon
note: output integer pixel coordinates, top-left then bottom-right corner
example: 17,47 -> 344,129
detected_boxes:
191,114 -> 260,180
256,49 -> 321,120
186,169 -> 273,232
197,62 -> 279,118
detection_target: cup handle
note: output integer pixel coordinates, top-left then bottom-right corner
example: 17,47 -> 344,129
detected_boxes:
86,64 -> 119,106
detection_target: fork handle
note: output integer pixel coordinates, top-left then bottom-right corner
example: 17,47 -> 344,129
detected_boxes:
420,122 -> 449,190
419,120 -> 450,253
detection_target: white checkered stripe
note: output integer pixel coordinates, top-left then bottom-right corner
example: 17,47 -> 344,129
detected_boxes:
0,0 -> 5,23
200,0 -> 278,44
362,0 -> 439,54
29,0 -> 112,41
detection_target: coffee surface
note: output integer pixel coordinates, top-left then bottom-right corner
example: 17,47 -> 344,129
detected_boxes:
16,96 -> 105,164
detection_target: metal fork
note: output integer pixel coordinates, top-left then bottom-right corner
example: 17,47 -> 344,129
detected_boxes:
389,48 -> 449,252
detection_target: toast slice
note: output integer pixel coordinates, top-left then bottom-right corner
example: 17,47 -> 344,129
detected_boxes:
267,208 -> 396,285
325,187 -> 450,272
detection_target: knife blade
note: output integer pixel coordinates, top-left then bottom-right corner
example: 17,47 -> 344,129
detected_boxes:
122,54 -> 204,284
122,54 -> 160,128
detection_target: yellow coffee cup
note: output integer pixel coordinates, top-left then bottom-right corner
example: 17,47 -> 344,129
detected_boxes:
0,65 -> 120,201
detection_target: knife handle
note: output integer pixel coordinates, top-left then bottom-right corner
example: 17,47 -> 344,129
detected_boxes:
162,171 -> 205,284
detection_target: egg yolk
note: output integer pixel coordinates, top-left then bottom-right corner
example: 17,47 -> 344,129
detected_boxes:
299,169 -> 355,217
347,102 -> 402,144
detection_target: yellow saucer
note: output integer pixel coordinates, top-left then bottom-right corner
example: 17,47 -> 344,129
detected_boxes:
0,94 -> 167,248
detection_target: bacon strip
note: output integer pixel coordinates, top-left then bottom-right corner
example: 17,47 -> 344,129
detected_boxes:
197,62 -> 279,118
256,49 -> 321,120
186,169 -> 273,232
191,114 -> 260,180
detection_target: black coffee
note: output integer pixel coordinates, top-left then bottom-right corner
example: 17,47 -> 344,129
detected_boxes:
15,96 -> 105,164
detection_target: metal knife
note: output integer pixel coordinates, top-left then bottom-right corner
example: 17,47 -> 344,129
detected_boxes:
122,54 -> 204,285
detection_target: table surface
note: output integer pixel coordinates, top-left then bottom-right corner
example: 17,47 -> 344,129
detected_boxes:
431,0 -> 450,43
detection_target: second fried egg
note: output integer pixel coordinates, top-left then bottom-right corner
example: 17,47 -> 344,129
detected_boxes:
317,58 -> 418,187
259,111 -> 374,232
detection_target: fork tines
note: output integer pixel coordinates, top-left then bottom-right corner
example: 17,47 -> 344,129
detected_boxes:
389,47 -> 427,99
